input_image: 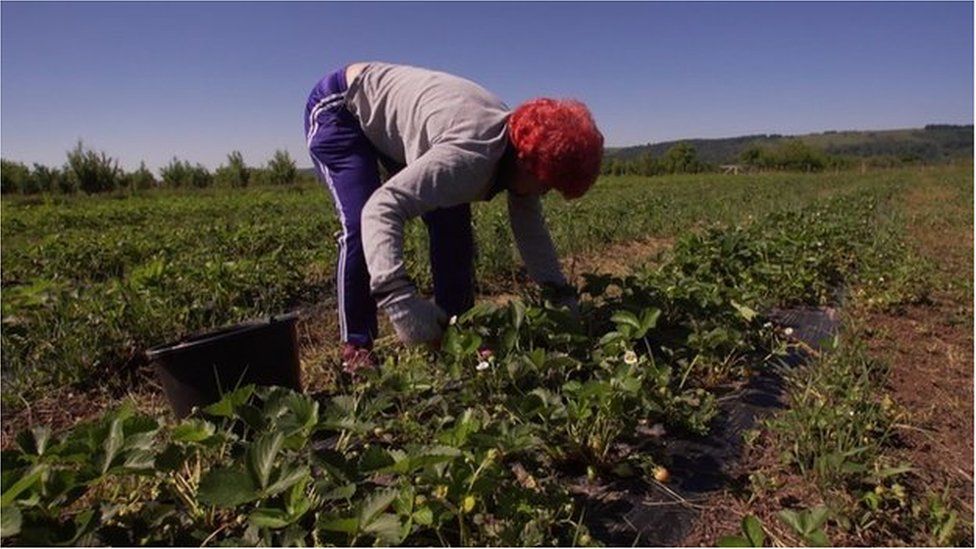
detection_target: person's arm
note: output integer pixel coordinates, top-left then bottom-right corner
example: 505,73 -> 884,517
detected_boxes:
361,143 -> 492,342
507,194 -> 578,314
507,193 -> 567,287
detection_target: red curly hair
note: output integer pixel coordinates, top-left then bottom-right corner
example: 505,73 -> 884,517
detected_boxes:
508,98 -> 604,199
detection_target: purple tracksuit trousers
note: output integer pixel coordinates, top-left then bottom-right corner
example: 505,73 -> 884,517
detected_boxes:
304,68 -> 476,348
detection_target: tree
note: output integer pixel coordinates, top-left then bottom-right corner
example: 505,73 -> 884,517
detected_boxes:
160,158 -> 213,188
267,149 -> 297,185
1,160 -> 32,194
65,141 -> 123,193
739,145 -> 766,169
215,151 -> 250,188
187,163 -> 213,188
160,157 -> 192,188
662,142 -> 704,174
773,140 -> 826,172
129,161 -> 157,190
638,151 -> 662,176
31,164 -> 65,193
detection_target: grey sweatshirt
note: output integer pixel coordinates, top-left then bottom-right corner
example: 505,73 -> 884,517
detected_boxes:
344,62 -> 567,307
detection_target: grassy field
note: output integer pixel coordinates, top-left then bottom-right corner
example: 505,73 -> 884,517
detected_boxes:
0,164 -> 971,546
0,168 -> 924,404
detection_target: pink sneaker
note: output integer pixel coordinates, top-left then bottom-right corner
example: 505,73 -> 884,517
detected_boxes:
341,343 -> 377,374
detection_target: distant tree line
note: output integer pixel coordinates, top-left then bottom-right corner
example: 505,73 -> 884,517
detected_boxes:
1,141 -> 311,195
601,136 -> 969,177
602,142 -> 709,176
604,125 -> 972,177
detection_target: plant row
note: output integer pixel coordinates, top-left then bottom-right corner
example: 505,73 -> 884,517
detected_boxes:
0,169 -> 889,405
1,168 -> 932,406
0,190 -> 928,546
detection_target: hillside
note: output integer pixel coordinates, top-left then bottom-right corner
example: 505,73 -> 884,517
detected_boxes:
607,124 -> 973,165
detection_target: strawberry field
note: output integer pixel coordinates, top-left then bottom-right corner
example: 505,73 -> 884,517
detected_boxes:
0,170 -> 920,404
0,165 -> 971,545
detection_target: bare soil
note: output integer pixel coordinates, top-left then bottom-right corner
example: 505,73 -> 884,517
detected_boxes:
865,302 -> 974,518
682,170 -> 975,546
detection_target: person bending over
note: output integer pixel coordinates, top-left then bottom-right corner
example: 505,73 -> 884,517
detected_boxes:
304,61 -> 603,372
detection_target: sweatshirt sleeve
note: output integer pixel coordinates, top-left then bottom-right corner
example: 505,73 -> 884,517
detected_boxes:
362,143 -> 494,308
507,193 -> 568,287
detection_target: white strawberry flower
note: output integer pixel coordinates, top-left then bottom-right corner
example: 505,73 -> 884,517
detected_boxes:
623,350 -> 639,365
476,360 -> 491,371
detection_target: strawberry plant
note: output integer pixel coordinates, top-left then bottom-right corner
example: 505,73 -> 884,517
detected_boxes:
1,166 -> 949,546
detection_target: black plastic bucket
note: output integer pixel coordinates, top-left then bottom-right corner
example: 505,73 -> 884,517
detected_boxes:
146,312 -> 302,418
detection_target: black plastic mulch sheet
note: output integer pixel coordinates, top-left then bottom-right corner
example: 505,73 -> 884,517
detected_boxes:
579,306 -> 840,546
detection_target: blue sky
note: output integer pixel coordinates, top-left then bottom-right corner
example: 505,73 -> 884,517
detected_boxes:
1,1 -> 972,172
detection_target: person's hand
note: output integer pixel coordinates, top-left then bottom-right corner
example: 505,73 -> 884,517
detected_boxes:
384,294 -> 448,345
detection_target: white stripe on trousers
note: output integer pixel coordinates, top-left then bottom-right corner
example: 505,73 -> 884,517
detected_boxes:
311,155 -> 350,342
307,96 -> 352,342
305,92 -> 346,147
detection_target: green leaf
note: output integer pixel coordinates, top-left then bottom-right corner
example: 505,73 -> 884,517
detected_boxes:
777,509 -> 803,534
412,506 -> 433,526
264,465 -> 309,498
358,445 -> 394,472
100,418 -> 124,475
203,385 -> 255,418
640,307 -> 662,335
359,488 -> 398,524
122,449 -> 155,470
67,509 -> 98,545
317,514 -> 359,535
0,505 -> 21,537
730,300 -> 758,322
501,328 -> 518,353
286,488 -> 312,522
806,530 -> 830,547
237,404 -> 266,430
121,430 -> 157,452
526,348 -> 546,368
742,515 -> 765,547
281,394 -> 319,434
611,310 -> 641,331
313,450 -> 353,483
807,506 -> 830,530
326,395 -> 357,416
598,331 -> 626,347
171,419 -> 216,443
319,483 -> 356,502
380,445 -> 461,475
510,300 -> 526,331
461,333 -> 483,356
15,426 -> 50,457
248,432 -> 284,489
362,513 -> 403,544
0,465 -> 45,506
249,507 -> 292,529
436,409 -> 481,447
616,374 -> 642,394
717,535 -> 751,547
440,327 -> 463,356
198,467 -> 259,507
